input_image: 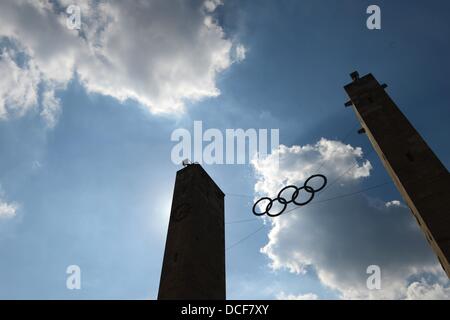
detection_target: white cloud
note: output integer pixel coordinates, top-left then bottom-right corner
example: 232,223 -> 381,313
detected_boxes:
235,44 -> 247,62
385,200 -> 403,208
252,138 -> 372,199
0,46 -> 40,119
204,0 -> 223,12
40,88 -> 61,128
0,0 -> 243,125
0,185 -> 19,220
0,200 -> 18,219
252,138 -> 449,299
277,292 -> 319,300
406,280 -> 450,300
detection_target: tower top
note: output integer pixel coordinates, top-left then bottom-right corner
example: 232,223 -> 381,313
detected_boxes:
177,163 -> 225,197
350,71 -> 360,81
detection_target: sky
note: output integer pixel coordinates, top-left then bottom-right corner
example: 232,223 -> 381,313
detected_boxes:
0,0 -> 449,299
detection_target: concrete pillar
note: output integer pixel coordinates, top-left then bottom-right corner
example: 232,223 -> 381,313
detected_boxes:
158,164 -> 226,299
344,72 -> 450,278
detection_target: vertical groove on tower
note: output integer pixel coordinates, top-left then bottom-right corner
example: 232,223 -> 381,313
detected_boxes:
158,164 -> 226,299
344,72 -> 450,278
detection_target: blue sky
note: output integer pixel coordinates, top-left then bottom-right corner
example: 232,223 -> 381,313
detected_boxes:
0,0 -> 449,299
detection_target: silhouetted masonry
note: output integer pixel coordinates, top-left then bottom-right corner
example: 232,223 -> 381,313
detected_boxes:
158,164 -> 226,299
344,71 -> 450,278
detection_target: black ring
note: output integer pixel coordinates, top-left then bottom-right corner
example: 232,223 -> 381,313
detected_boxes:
266,197 -> 287,217
251,174 -> 327,218
303,174 -> 327,192
277,185 -> 298,204
292,186 -> 315,206
252,197 -> 272,216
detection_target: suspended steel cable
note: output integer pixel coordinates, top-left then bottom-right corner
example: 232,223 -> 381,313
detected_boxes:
225,217 -> 260,224
224,123 -> 386,249
225,180 -> 393,250
226,225 -> 267,251
225,179 -> 393,224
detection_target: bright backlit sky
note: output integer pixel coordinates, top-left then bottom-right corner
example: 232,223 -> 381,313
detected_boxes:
0,0 -> 449,299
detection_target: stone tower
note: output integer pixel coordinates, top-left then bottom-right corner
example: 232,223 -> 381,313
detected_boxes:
344,71 -> 450,277
158,164 -> 226,299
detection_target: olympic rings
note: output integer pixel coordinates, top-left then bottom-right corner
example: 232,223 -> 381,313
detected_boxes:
252,174 -> 327,217
292,186 -> 315,206
253,197 -> 273,216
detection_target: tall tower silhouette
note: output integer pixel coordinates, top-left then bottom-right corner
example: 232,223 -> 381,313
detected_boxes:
344,72 -> 450,277
158,164 -> 226,299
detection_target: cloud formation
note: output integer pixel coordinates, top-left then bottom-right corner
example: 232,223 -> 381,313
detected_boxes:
0,0 -> 243,126
252,138 -> 372,198
277,292 -> 319,300
385,200 -> 403,208
0,185 -> 19,220
252,138 -> 449,299
406,280 -> 450,300
0,200 -> 18,219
